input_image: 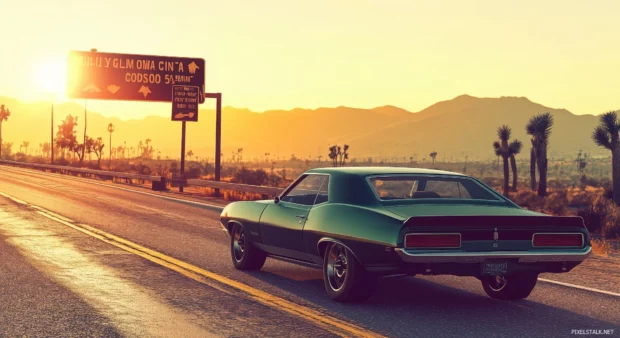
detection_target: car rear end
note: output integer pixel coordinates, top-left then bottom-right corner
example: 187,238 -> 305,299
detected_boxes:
394,215 -> 591,278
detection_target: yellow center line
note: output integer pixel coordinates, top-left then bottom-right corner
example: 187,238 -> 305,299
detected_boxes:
3,193 -> 384,338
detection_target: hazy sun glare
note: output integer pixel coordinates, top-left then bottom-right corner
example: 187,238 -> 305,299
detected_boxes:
2,0 -> 620,118
31,59 -> 67,102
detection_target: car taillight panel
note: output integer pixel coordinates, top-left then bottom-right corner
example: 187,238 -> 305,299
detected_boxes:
532,233 -> 584,247
405,233 -> 461,249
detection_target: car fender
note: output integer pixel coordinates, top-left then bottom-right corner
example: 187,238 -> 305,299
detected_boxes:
304,203 -> 403,266
220,201 -> 271,242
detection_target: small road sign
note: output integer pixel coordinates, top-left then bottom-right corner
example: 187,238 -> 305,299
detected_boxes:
172,85 -> 199,122
67,51 -> 205,103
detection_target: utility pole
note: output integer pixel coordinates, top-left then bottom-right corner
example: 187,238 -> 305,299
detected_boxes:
51,103 -> 54,163
107,123 -> 115,169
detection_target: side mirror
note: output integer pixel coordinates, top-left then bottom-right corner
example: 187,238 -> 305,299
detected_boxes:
274,196 -> 280,204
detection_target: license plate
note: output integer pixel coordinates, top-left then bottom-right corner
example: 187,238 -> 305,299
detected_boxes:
482,262 -> 508,276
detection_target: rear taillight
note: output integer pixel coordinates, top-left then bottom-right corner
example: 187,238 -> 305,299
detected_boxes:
532,233 -> 583,247
405,233 -> 461,249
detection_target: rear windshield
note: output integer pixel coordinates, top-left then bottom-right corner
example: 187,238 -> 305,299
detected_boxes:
368,176 -> 500,201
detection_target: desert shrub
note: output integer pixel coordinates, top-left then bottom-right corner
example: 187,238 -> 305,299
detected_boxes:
84,161 -> 101,169
591,238 -> 612,257
232,167 -> 268,186
604,186 -> 613,200
186,166 -> 202,179
267,173 -> 283,187
510,189 -> 569,216
577,196 -> 620,237
54,158 -> 70,166
31,157 -> 47,164
135,164 -> 152,175
545,190 -> 570,216
511,190 -> 544,212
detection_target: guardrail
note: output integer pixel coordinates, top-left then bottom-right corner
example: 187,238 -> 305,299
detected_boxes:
0,160 -> 284,196
187,179 -> 284,196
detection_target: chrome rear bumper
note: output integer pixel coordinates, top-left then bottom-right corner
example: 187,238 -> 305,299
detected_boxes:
394,247 -> 591,263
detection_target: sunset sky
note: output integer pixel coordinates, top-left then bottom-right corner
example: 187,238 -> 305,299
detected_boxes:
1,0 -> 619,119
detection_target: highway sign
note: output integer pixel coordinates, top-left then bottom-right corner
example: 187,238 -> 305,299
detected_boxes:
67,51 -> 205,103
172,86 -> 199,122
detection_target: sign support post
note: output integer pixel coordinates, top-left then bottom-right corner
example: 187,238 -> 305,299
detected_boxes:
180,121 -> 187,192
204,93 -> 222,196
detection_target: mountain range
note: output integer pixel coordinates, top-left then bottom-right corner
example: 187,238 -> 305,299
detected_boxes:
0,95 -> 613,161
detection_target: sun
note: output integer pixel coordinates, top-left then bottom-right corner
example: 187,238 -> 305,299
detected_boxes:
32,59 -> 68,101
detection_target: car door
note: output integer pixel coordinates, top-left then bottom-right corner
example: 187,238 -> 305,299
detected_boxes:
259,174 -> 327,260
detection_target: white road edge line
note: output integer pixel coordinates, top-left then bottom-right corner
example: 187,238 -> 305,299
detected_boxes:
0,192 -> 28,205
538,278 -> 620,298
0,165 -> 226,212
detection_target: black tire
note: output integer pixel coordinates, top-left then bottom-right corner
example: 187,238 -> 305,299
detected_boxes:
481,273 -> 538,300
323,242 -> 377,302
230,223 -> 266,270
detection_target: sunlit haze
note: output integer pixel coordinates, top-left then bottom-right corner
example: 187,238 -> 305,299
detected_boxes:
2,0 -> 619,119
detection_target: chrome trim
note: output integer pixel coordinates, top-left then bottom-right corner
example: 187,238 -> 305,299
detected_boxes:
394,246 -> 592,263
405,233 -> 462,249
532,232 -> 585,248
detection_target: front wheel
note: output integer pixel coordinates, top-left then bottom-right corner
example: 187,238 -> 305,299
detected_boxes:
323,242 -> 377,302
230,223 -> 266,270
481,273 -> 538,300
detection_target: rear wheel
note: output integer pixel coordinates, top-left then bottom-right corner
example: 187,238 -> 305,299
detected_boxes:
481,273 -> 538,300
323,242 -> 377,302
230,223 -> 266,270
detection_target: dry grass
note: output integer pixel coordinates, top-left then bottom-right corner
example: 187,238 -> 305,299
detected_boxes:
591,238 -> 612,257
200,187 -> 266,201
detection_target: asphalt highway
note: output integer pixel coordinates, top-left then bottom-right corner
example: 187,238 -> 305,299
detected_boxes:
0,165 -> 618,337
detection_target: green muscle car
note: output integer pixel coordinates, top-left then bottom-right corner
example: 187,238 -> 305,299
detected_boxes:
220,167 -> 591,302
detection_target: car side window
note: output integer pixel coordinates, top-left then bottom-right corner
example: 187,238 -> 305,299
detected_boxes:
280,175 -> 326,205
313,176 -> 329,204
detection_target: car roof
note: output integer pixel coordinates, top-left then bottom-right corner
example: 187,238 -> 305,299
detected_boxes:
305,166 -> 466,177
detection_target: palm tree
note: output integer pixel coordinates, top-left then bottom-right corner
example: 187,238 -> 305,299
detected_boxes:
493,126 -> 521,196
592,111 -> 620,205
23,141 -> 30,155
0,104 -> 11,159
526,113 -> 554,197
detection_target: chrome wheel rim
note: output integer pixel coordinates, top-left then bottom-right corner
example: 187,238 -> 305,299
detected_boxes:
326,244 -> 348,291
489,275 -> 507,291
232,226 -> 246,262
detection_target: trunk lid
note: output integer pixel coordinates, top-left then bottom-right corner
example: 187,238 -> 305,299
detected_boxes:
391,204 -> 588,252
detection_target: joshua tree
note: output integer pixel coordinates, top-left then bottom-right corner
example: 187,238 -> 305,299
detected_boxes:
339,144 -> 350,166
328,146 -> 338,167
0,104 -> 11,159
187,150 -> 194,159
328,145 -> 350,167
526,113 -> 554,197
527,139 -> 537,191
592,111 -> 620,205
493,125 -> 521,196
429,151 -> 438,164
508,140 -> 522,191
